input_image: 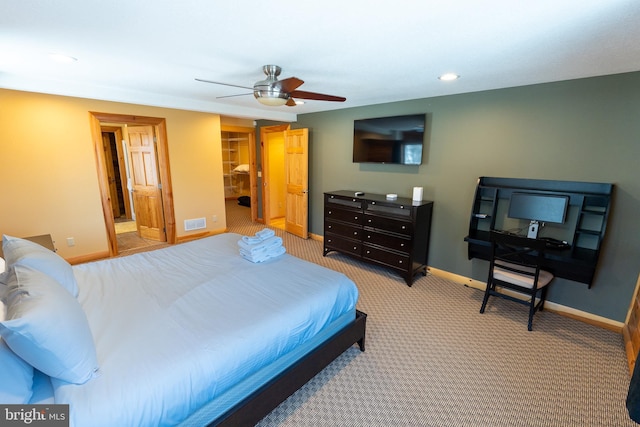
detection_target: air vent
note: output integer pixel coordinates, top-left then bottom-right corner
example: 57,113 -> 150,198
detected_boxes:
184,217 -> 206,231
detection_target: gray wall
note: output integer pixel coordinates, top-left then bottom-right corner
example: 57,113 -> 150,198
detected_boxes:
289,71 -> 640,322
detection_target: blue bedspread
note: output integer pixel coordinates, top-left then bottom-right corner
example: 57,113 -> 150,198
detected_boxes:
42,233 -> 358,426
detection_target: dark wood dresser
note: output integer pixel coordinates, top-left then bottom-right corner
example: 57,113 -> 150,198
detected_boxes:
323,190 -> 433,286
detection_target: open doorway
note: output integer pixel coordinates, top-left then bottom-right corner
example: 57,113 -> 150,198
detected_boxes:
101,126 -> 132,221
100,126 -> 152,252
221,124 -> 258,227
89,112 -> 176,257
261,124 -> 289,231
260,125 -> 309,238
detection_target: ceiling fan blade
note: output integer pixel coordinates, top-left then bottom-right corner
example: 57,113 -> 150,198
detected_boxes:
195,78 -> 253,90
274,77 -> 304,93
216,93 -> 253,99
290,90 -> 346,102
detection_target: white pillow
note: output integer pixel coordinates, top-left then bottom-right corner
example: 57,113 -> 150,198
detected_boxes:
0,336 -> 34,403
2,235 -> 78,297
0,296 -> 34,404
0,256 -> 5,272
0,264 -> 99,384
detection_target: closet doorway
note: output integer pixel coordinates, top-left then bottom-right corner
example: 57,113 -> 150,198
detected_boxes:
221,125 -> 258,223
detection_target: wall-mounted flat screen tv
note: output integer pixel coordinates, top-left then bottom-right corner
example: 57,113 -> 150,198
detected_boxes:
353,114 -> 425,165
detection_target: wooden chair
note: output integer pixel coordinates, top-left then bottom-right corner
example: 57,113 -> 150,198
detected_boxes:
480,230 -> 554,331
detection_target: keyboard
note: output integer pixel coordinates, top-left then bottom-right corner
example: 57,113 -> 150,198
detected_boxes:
539,237 -> 570,249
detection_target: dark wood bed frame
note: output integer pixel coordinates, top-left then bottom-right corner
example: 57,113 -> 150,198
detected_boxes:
211,310 -> 367,426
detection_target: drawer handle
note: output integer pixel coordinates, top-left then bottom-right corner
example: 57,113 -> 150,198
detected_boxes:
353,231 -> 358,236
352,198 -> 357,202
371,201 -> 376,205
399,260 -> 403,264
330,195 -> 334,198
353,246 -> 357,250
328,210 -> 332,214
328,225 -> 332,229
400,243 -> 405,247
402,225 -> 406,229
366,250 -> 371,254
354,216 -> 358,220
328,239 -> 332,243
400,206 -> 404,209
368,219 -> 372,223
367,235 -> 371,239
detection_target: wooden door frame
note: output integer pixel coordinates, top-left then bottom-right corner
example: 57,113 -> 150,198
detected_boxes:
89,112 -> 176,256
260,124 -> 290,226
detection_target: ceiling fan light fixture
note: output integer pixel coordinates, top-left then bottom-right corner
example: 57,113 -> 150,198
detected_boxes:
254,88 -> 289,106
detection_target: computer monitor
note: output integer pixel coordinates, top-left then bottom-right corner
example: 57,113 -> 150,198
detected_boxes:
508,192 -> 569,238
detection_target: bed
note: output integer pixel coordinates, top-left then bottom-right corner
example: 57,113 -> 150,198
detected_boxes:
0,232 -> 366,426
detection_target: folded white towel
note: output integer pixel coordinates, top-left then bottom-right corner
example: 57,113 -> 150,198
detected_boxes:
241,228 -> 276,244
241,235 -> 262,245
256,228 -> 275,240
238,236 -> 282,254
240,245 -> 286,263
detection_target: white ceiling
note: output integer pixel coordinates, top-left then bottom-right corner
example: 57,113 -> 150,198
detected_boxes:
1,0 -> 639,122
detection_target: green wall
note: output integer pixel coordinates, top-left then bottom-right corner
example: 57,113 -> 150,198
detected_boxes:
290,71 -> 640,322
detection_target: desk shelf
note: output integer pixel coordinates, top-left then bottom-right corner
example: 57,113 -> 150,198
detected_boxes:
465,177 -> 613,287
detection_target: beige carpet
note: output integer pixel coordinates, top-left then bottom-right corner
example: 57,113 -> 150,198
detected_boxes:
223,201 -> 634,427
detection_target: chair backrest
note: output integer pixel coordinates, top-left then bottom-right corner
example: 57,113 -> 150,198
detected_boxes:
489,230 -> 548,286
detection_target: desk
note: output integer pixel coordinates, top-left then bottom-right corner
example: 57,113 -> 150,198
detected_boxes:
465,231 -> 598,285
465,177 -> 613,287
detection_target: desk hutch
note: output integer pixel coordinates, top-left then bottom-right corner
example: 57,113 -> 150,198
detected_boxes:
465,177 -> 613,287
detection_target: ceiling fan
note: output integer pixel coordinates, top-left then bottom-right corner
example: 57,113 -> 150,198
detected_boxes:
196,65 -> 346,107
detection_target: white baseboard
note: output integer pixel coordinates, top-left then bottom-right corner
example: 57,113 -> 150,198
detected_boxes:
427,266 -> 624,333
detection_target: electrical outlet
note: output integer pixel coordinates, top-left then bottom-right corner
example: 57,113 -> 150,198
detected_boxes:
66,237 -> 75,247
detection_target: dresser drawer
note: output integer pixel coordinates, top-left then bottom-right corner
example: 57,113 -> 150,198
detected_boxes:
325,220 -> 363,240
363,245 -> 410,270
325,207 -> 363,225
364,214 -> 412,236
366,200 -> 412,218
325,234 -> 362,256
325,194 -> 362,209
363,229 -> 411,254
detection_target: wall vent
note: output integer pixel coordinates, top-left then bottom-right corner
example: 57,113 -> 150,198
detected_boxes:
184,217 -> 206,231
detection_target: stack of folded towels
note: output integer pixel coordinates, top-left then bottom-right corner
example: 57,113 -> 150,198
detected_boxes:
237,228 -> 286,263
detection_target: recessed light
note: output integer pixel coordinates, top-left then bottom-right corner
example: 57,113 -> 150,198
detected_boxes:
48,53 -> 78,63
438,73 -> 459,81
